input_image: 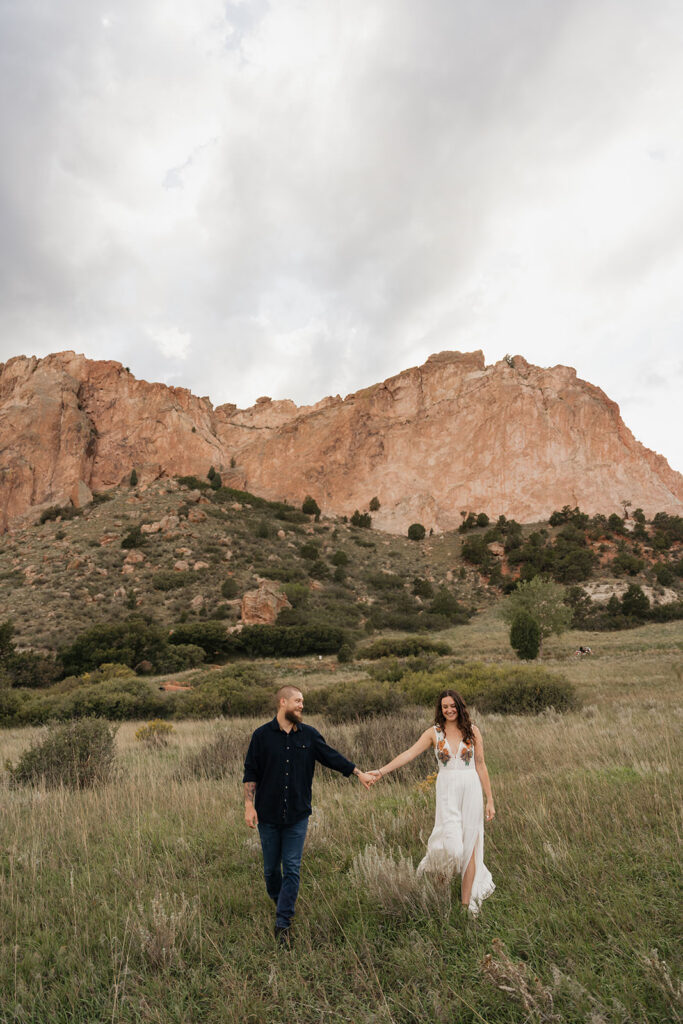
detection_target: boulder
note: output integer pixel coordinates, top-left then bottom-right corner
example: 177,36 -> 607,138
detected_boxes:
241,580 -> 292,625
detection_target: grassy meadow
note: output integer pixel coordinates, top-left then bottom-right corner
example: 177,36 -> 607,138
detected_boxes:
0,616 -> 681,1023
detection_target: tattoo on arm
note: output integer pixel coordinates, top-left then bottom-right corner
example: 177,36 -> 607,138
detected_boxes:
244,782 -> 256,803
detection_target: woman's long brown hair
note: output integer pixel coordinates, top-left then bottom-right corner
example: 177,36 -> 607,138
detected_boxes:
434,689 -> 474,746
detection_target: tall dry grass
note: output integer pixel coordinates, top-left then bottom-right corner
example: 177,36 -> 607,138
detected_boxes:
0,694 -> 680,1022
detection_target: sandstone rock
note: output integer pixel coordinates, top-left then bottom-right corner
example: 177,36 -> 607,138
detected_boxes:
175,547 -> 193,557
309,580 -> 324,591
223,550 -> 233,560
71,479 -> 93,508
190,594 -> 205,611
141,521 -> 162,534
193,561 -> 210,571
174,560 -> 190,572
124,550 -> 145,565
1,349 -> 681,534
99,534 -> 118,546
240,580 -> 292,625
160,514 -> 180,532
187,508 -> 207,523
487,542 -> 505,557
277,529 -> 286,539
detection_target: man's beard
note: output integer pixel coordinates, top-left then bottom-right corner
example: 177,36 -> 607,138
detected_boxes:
285,709 -> 303,725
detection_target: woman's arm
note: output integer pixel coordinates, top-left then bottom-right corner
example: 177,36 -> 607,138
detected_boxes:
473,725 -> 495,820
373,728 -> 434,778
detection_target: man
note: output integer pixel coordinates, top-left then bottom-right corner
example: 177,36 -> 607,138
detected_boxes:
243,685 -> 374,947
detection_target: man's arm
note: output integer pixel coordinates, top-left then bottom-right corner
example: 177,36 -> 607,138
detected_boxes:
244,781 -> 258,828
243,733 -> 260,828
312,730 -> 375,789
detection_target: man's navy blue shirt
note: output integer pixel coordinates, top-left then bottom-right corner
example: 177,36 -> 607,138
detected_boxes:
243,717 -> 356,825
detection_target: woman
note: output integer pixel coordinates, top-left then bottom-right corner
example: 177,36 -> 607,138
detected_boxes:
371,689 -> 495,913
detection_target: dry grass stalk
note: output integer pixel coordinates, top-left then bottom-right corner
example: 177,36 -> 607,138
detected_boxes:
349,844 -> 448,919
481,938 -> 561,1023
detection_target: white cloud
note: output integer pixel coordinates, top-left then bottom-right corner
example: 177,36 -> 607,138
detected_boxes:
0,0 -> 681,470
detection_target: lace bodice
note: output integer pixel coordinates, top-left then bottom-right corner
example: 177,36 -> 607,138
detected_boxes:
433,725 -> 475,772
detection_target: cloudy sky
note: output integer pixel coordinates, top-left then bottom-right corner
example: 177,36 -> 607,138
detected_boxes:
1,0 -> 681,470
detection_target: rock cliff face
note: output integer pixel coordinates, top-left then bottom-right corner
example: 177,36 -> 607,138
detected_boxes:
1,349 -> 681,533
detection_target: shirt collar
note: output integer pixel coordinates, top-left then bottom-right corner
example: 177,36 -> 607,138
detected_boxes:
268,715 -> 300,733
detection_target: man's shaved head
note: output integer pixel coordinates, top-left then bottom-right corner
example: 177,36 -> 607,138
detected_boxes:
276,685 -> 303,706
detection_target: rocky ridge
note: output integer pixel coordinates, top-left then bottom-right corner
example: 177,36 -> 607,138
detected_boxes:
1,349 -> 681,534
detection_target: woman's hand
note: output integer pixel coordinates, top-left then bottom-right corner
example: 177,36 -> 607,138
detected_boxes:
369,769 -> 384,781
485,802 -> 496,822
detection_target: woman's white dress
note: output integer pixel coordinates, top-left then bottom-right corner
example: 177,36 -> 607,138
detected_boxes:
417,726 -> 495,911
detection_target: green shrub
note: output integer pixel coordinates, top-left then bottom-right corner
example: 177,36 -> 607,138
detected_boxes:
407,523 -> 426,541
231,625 -> 347,658
429,588 -> 469,623
367,572 -> 404,591
282,583 -> 310,608
121,525 -> 146,549
152,571 -> 191,591
359,637 -> 451,660
509,611 -> 541,660
129,469 -> 138,487
176,475 -> 210,491
302,495 -> 321,517
4,650 -> 59,689
621,583 -> 649,618
300,542 -> 320,561
168,622 -> 229,660
59,618 -> 177,676
331,550 -> 349,566
412,577 -> 434,598
337,643 -> 354,664
653,563 -> 675,587
473,673 -> 578,714
350,510 -> 372,529
39,503 -> 82,524
308,559 -> 330,580
398,663 -> 577,716
612,551 -> 645,576
221,578 -> 239,599
135,720 -> 175,747
307,680 -> 401,723
369,497 -> 381,512
7,719 -> 117,789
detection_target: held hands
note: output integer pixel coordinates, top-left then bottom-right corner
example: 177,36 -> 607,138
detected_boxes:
355,770 -> 377,790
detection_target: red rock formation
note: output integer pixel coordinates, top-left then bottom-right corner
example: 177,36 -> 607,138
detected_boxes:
240,580 -> 292,625
1,349 -> 681,533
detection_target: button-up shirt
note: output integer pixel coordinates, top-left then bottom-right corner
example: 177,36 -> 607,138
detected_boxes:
242,717 -> 356,825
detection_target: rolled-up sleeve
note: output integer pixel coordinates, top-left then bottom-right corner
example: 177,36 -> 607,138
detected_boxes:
312,729 -> 355,777
242,733 -> 261,784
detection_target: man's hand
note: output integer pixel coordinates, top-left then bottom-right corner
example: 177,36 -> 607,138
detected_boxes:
354,770 -> 376,790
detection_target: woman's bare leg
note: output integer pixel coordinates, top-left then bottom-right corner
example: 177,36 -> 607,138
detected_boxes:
461,849 -> 476,907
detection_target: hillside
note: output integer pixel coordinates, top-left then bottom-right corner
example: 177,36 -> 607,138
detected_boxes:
1,475 -> 680,660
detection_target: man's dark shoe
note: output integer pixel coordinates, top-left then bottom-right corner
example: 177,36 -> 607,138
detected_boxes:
275,926 -> 292,949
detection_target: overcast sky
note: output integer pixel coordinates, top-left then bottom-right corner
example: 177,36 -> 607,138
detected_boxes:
1,0 -> 681,471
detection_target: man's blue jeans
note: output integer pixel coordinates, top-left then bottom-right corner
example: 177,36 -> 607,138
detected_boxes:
257,817 -> 309,929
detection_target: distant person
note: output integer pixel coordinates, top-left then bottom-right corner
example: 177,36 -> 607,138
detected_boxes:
243,686 -> 375,947
370,689 -> 495,914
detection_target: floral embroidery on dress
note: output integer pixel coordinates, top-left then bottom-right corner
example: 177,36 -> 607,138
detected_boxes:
460,739 -> 473,766
436,735 -> 451,765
